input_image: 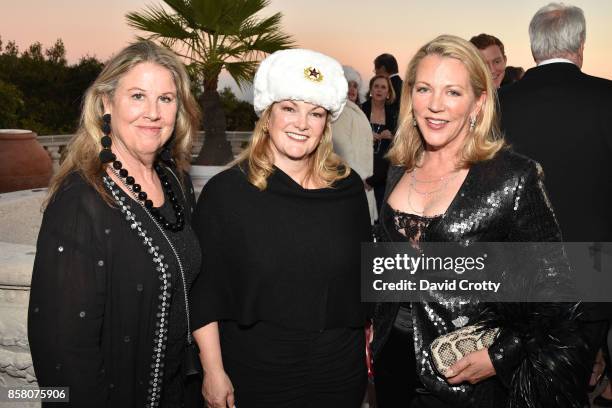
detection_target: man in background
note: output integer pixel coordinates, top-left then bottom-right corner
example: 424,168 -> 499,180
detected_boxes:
499,3 -> 612,402
470,33 -> 508,88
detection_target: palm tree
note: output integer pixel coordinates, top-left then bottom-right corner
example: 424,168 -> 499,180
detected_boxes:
126,0 -> 294,165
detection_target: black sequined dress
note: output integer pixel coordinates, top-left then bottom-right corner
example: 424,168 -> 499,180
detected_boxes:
372,149 -> 589,408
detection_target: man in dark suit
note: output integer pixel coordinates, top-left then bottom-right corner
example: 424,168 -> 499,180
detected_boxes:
499,3 -> 612,401
374,53 -> 403,111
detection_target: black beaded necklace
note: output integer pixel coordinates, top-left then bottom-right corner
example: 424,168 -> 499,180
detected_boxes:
99,113 -> 185,232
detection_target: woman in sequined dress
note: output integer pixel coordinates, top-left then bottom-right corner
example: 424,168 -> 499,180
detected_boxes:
371,35 -> 588,408
28,41 -> 202,408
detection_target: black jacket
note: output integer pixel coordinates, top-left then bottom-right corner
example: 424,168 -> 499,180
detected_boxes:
361,99 -> 398,188
389,74 -> 403,111
499,63 -> 612,243
372,149 -> 588,407
500,63 -> 612,324
28,168 -> 200,407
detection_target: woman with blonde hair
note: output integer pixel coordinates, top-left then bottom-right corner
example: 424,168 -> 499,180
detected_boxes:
28,41 -> 202,407
190,49 -> 371,408
371,35 -> 587,407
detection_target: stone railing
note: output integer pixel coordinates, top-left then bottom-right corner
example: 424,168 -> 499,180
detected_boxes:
38,131 -> 252,172
0,189 -> 45,408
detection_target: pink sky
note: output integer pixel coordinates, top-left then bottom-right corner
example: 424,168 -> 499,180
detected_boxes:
2,0 -> 611,100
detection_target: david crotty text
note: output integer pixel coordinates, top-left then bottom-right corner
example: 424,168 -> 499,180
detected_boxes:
373,279 -> 501,293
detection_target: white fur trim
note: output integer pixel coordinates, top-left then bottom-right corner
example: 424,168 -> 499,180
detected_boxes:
253,49 -> 348,121
342,65 -> 362,88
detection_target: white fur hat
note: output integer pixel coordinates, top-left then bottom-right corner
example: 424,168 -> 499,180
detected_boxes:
342,65 -> 362,88
253,49 -> 348,121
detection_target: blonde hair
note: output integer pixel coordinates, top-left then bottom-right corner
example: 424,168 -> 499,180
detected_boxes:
46,41 -> 200,205
235,104 -> 350,190
388,34 -> 504,170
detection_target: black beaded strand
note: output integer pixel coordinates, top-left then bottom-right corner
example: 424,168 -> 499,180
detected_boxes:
110,161 -> 185,232
100,113 -> 184,232
99,113 -> 116,164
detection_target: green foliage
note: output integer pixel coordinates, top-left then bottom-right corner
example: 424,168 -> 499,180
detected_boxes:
126,0 -> 294,163
0,37 -> 103,134
126,0 -> 294,91
46,39 -> 67,65
0,79 -> 24,127
219,87 -> 257,131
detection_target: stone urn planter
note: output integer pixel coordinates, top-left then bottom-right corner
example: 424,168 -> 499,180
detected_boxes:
0,129 -> 53,193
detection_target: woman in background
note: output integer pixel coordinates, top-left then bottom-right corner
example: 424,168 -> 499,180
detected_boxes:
362,74 -> 398,214
332,65 -> 377,221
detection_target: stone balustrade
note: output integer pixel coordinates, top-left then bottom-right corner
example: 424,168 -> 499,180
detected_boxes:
0,189 -> 45,408
38,131 -> 252,171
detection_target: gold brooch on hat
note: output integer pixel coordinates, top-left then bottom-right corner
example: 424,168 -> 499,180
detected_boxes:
304,67 -> 323,82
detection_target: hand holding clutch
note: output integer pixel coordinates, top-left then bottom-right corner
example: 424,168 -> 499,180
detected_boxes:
445,348 -> 496,385
429,325 -> 499,383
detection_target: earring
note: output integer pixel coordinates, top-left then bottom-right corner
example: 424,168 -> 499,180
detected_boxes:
412,117 -> 417,127
262,124 -> 269,133
99,113 -> 116,164
159,133 -> 175,164
469,116 -> 476,131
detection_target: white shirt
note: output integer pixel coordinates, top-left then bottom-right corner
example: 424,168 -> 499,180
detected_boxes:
537,58 -> 576,66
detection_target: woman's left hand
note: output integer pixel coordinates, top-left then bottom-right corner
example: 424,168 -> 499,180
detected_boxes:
445,348 -> 496,385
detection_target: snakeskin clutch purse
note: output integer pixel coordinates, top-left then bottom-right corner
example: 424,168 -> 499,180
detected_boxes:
429,325 -> 499,377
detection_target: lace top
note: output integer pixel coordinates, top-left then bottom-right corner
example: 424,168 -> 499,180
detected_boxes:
383,203 -> 442,243
383,203 -> 443,332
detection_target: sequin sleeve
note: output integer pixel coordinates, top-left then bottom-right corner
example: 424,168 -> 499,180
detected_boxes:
486,161 -> 589,406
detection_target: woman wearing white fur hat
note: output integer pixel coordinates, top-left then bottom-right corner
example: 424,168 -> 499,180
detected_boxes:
332,65 -> 377,222
190,49 -> 371,407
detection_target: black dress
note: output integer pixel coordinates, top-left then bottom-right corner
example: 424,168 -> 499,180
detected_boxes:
371,149 -> 589,407
361,100 -> 398,214
28,166 -> 201,408
375,206 -> 445,407
190,165 -> 371,407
